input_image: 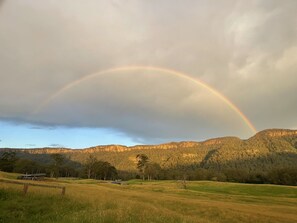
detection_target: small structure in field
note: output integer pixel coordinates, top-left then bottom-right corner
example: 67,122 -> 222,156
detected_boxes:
111,179 -> 122,185
17,173 -> 46,180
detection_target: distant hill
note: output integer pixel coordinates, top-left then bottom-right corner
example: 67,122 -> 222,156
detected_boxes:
1,129 -> 297,173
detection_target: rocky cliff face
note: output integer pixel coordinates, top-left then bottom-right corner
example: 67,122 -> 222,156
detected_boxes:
1,129 -> 296,154
1,148 -> 72,154
201,137 -> 241,146
1,129 -> 297,172
255,129 -> 297,138
1,141 -> 201,154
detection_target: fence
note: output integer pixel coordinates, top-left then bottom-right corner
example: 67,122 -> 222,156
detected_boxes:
0,178 -> 66,195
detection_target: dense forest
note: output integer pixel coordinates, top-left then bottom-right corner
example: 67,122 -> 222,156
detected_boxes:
1,129 -> 297,185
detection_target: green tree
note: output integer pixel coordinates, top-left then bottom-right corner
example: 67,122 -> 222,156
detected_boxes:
60,165 -> 79,178
94,161 -> 117,180
84,155 -> 97,179
145,163 -> 161,180
50,154 -> 64,178
13,159 -> 43,174
136,154 -> 149,180
0,151 -> 18,172
268,167 -> 297,186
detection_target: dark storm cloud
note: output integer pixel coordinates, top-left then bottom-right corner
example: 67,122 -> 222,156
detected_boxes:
0,0 -> 296,143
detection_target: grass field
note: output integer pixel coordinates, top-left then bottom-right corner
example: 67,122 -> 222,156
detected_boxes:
1,172 -> 297,223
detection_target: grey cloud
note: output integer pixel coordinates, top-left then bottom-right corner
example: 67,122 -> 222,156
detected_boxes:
49,144 -> 64,148
0,0 -> 296,143
29,126 -> 56,130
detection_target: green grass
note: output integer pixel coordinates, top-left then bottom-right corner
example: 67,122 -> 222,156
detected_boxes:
0,188 -> 87,223
1,172 -> 297,223
126,179 -> 176,185
187,181 -> 297,198
0,171 -> 20,179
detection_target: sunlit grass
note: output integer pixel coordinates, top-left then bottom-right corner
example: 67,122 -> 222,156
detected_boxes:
187,181 -> 297,197
0,188 -> 87,223
1,171 -> 297,223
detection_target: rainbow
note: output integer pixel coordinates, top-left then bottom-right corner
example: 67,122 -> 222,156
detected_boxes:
32,66 -> 257,134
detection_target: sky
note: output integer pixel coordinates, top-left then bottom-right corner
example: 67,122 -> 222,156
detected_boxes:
0,0 -> 297,148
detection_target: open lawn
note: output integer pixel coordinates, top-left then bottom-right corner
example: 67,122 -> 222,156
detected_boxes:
0,172 -> 297,223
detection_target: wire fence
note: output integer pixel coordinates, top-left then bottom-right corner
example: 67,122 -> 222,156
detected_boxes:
0,178 -> 66,195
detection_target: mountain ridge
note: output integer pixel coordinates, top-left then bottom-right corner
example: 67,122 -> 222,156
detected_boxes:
1,128 -> 297,174
2,128 -> 296,153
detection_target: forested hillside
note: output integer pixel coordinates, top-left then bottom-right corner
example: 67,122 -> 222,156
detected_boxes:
1,129 -> 297,184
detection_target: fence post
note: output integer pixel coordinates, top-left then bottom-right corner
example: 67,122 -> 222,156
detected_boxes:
61,187 -> 66,196
23,184 -> 29,195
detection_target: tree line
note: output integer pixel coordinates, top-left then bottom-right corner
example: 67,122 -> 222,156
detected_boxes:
1,151 -> 296,186
0,152 -> 117,180
133,153 -> 297,186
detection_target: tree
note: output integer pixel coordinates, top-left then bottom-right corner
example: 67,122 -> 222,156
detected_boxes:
14,159 -> 43,174
0,151 -> 18,172
50,154 -> 64,178
93,161 -> 117,180
267,167 -> 297,186
136,154 -> 149,180
145,163 -> 161,180
83,157 -> 117,180
84,155 -> 97,179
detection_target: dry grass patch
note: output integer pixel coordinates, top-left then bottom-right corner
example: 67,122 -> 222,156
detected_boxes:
0,173 -> 297,223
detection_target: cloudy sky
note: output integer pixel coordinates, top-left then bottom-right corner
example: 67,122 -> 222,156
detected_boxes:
0,0 -> 296,148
